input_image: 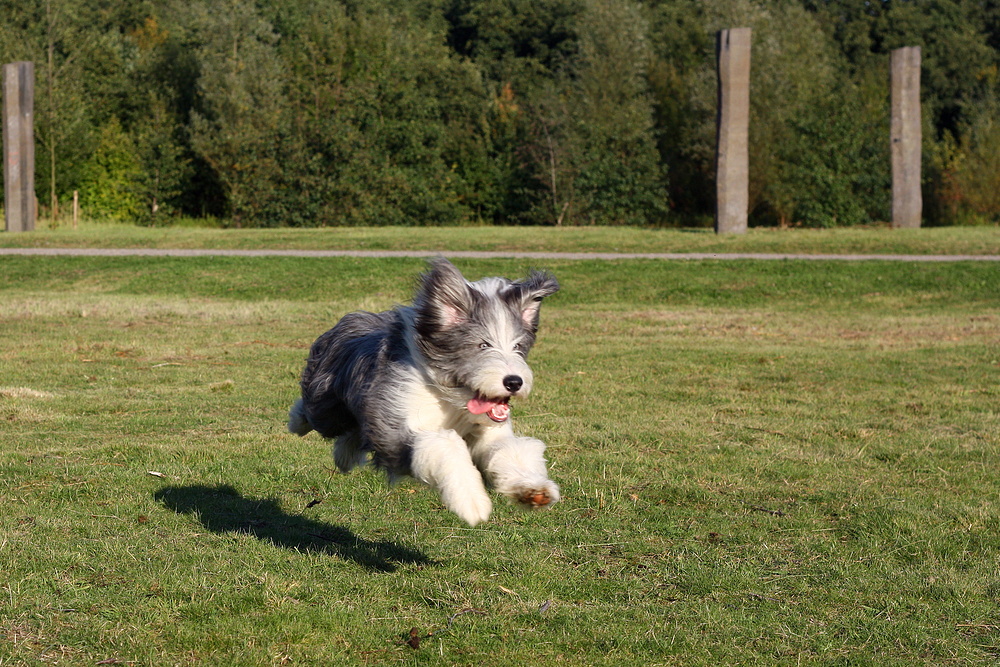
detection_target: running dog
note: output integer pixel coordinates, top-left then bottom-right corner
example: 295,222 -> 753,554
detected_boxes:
288,258 -> 560,526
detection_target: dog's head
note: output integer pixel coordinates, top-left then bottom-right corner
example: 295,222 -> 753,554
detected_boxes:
413,258 -> 559,423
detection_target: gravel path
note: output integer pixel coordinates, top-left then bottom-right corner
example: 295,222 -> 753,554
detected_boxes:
1,247 -> 999,261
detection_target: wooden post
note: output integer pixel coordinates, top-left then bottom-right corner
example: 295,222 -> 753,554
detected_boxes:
891,46 -> 922,229
72,190 -> 79,229
3,61 -> 36,233
715,27 -> 751,235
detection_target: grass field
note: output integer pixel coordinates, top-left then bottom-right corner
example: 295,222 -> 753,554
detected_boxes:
2,221 -> 1000,256
2,233 -> 999,664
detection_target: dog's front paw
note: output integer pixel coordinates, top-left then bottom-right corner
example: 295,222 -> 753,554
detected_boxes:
506,479 -> 560,510
445,488 -> 493,526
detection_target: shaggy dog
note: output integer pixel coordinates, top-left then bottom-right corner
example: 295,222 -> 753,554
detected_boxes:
288,258 -> 560,526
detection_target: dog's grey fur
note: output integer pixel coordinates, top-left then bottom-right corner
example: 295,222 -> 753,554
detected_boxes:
288,258 -> 560,525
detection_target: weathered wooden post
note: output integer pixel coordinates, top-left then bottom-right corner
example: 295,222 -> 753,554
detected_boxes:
3,61 -> 36,233
890,46 -> 921,229
715,27 -> 751,235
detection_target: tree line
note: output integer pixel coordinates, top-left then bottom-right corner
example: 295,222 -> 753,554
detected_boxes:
1,0 -> 998,227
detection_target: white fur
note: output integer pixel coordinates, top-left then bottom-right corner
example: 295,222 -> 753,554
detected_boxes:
469,426 -> 560,507
410,429 -> 494,526
403,375 -> 559,523
468,350 -> 534,402
291,259 -> 560,526
392,358 -> 559,524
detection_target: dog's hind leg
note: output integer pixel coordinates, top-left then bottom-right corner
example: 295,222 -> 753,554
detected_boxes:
287,399 -> 313,436
410,430 -> 493,526
333,431 -> 367,473
470,434 -> 560,510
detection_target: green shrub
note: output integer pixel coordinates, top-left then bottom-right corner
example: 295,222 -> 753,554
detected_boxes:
79,119 -> 143,222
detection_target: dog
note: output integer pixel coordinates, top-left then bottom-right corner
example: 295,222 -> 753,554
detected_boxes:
288,258 -> 560,526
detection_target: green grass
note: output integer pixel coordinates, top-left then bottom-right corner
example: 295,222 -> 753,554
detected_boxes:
2,251 -> 999,665
1,220 -> 999,255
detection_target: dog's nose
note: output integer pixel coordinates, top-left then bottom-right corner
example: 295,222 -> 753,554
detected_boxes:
503,375 -> 523,393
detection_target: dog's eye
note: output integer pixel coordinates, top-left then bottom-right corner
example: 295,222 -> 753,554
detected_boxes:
479,342 -> 492,350
512,342 -> 522,351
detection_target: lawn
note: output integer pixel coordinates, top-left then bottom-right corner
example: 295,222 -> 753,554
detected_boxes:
2,221 -> 1000,256
1,245 -> 999,664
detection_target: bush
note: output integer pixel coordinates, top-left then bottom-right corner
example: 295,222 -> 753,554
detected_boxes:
79,119 -> 143,222
779,80 -> 890,227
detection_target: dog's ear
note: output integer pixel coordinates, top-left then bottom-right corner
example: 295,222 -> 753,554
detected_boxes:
508,270 -> 559,330
416,258 -> 473,330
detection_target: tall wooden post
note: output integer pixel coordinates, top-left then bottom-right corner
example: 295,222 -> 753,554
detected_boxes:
715,27 -> 751,235
3,61 -> 36,233
891,47 -> 921,229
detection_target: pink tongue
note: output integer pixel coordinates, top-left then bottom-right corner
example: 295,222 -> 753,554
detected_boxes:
467,396 -> 499,415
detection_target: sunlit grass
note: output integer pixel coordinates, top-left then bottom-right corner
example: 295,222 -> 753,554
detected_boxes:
1,220 -> 999,256
1,255 -> 998,665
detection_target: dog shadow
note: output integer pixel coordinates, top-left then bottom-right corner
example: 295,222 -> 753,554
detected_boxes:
154,484 -> 433,573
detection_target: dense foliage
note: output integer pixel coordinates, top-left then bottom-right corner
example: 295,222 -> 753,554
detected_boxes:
1,0 -> 998,227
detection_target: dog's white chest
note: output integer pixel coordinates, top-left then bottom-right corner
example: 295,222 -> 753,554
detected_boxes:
402,380 -> 462,434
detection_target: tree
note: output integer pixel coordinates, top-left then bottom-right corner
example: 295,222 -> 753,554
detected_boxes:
645,0 -> 715,223
130,94 -> 191,223
930,95 -> 1000,224
465,0 -> 667,225
79,118 -> 142,220
186,0 -> 290,226
671,0 -> 890,227
2,0 -> 997,226
120,16 -> 195,222
445,0 -> 582,92
567,0 -> 668,224
444,0 -> 585,223
0,0 -> 96,219
275,3 -> 494,226
779,76 -> 889,227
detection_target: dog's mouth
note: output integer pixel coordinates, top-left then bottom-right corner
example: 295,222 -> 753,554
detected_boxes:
466,394 -> 511,423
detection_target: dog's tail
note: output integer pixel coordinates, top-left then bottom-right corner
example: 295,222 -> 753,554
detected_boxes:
287,399 -> 313,436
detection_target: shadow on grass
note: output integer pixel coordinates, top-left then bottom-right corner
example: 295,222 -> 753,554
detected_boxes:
154,484 -> 433,573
